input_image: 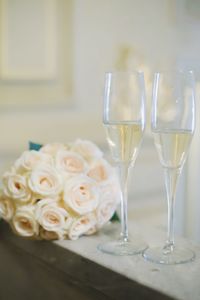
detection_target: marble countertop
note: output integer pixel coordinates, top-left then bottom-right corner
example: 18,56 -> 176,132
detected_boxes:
55,221 -> 200,300
0,219 -> 199,300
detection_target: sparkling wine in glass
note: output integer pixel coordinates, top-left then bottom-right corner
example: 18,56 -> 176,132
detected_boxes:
98,71 -> 147,255
143,70 -> 196,264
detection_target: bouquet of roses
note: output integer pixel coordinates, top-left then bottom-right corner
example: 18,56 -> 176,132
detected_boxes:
0,140 -> 120,240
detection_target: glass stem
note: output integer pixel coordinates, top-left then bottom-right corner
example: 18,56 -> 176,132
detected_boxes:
163,167 -> 180,254
118,163 -> 129,243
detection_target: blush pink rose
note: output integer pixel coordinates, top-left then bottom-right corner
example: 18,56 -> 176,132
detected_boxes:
63,175 -> 99,215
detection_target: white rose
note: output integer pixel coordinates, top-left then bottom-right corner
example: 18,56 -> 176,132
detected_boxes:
28,165 -> 63,197
12,206 -> 39,237
85,226 -> 97,236
63,175 -> 99,215
35,198 -> 72,232
87,159 -> 114,183
55,150 -> 88,176
71,139 -> 103,162
68,213 -> 96,240
3,172 -> 31,203
0,195 -> 14,221
14,150 -> 53,172
96,182 -> 120,228
40,143 -> 68,155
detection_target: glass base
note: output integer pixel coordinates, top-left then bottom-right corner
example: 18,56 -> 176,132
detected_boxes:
143,245 -> 195,265
97,238 -> 148,256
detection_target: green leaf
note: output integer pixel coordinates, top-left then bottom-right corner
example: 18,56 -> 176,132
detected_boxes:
29,141 -> 43,151
111,211 -> 120,222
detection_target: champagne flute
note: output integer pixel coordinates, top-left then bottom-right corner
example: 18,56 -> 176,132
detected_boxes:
98,71 -> 147,255
143,70 -> 196,264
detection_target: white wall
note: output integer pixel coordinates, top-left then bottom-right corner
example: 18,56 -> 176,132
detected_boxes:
73,0 -> 180,111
